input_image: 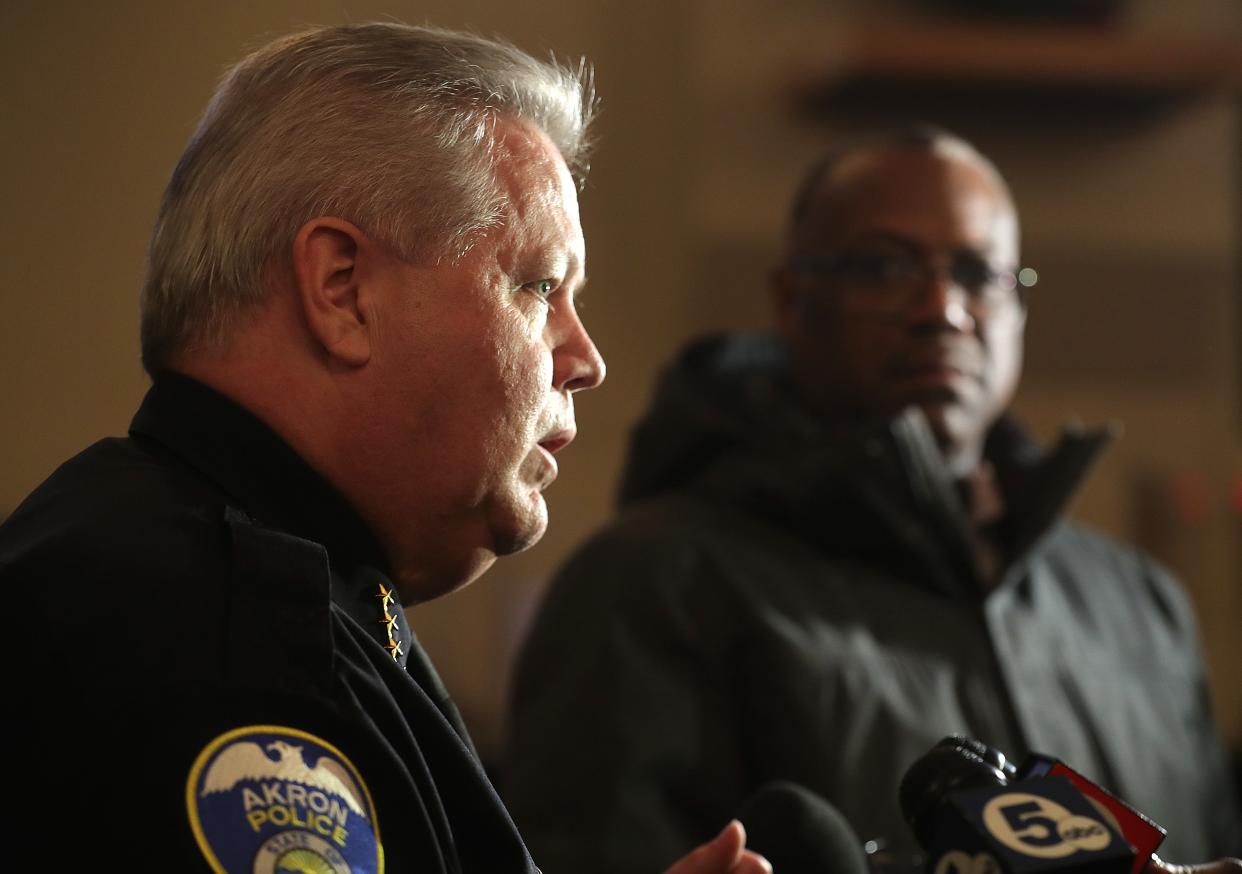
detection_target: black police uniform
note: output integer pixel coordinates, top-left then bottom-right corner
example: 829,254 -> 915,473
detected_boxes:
2,372 -> 535,873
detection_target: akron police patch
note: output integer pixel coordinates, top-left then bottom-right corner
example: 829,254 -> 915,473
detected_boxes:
186,725 -> 384,873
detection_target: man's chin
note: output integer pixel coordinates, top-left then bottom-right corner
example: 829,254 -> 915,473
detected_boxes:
913,400 -> 993,475
393,548 -> 498,605
496,526 -> 546,556
489,497 -> 549,557
913,398 -> 954,436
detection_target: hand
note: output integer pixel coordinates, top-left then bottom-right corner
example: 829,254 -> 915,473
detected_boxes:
663,820 -> 772,874
1147,855 -> 1242,874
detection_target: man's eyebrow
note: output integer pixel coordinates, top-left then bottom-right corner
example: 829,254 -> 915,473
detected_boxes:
845,231 -> 992,259
845,230 -> 921,249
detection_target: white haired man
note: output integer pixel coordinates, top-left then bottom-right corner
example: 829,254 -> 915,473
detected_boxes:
1,24 -> 768,874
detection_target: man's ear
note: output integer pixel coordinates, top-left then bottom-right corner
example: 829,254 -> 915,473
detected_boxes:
290,217 -> 374,367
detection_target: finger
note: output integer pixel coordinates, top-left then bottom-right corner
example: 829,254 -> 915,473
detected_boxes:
736,849 -> 774,874
663,820 -> 747,874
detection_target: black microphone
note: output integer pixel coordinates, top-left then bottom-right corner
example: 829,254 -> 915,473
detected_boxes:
736,781 -> 871,874
899,737 -> 1166,874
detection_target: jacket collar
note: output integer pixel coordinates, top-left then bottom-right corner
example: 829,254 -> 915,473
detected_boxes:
624,334 -> 1117,599
128,371 -> 413,665
129,371 -> 389,574
986,416 -> 1117,576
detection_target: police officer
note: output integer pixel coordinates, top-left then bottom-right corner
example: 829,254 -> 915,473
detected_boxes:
1,23 -> 769,874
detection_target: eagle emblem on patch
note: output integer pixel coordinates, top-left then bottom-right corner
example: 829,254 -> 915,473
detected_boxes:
186,725 -> 383,873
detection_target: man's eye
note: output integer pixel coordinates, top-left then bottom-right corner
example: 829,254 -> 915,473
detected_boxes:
952,259 -> 999,293
524,279 -> 556,300
842,253 -> 913,284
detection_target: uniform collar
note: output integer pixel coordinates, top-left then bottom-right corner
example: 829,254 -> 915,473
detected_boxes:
130,371 -> 412,666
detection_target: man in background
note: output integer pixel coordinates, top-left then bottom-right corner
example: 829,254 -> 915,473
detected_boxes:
506,127 -> 1242,873
0,23 -> 769,874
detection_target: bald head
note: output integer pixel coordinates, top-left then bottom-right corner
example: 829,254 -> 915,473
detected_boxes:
787,128 -> 1017,254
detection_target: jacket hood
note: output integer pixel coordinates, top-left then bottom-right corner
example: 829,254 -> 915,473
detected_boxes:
618,333 -> 803,506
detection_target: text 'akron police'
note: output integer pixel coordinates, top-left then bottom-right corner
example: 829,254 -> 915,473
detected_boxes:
242,782 -> 350,845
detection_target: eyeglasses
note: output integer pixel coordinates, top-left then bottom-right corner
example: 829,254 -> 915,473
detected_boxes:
788,248 -> 1036,314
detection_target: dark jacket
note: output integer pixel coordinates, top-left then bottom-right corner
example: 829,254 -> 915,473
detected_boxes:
505,333 -> 1241,873
1,373 -> 535,873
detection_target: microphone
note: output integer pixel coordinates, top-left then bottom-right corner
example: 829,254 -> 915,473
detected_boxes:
737,781 -> 871,874
899,737 -> 1166,874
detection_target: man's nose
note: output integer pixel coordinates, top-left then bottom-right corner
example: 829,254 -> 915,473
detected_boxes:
907,268 -> 975,332
552,308 -> 606,393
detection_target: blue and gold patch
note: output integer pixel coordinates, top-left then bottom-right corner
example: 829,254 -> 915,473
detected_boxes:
187,725 -> 383,873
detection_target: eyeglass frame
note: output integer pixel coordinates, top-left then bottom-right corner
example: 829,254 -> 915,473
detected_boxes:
785,247 -> 1035,315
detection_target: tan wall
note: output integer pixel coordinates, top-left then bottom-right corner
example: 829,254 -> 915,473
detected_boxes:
3,1 -> 1239,759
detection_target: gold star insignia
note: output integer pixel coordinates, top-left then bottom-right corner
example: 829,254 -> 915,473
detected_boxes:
376,580 -> 403,660
376,583 -> 395,608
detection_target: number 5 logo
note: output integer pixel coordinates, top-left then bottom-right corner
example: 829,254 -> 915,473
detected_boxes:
982,793 -> 1113,859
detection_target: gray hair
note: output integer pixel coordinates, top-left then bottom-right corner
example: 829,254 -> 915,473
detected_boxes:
140,22 -> 596,373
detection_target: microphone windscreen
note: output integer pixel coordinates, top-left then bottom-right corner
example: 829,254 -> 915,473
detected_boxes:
898,736 -> 1011,848
737,781 -> 870,874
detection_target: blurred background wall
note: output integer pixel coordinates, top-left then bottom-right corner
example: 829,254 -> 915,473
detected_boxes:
3,0 -> 1239,764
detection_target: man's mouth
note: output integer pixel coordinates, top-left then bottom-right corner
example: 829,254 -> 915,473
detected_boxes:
890,346 -> 978,385
885,356 -> 978,406
899,362 -> 965,382
537,428 -> 576,456
533,427 -> 576,487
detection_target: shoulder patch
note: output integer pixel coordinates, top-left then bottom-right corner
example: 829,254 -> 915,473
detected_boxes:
186,725 -> 383,873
